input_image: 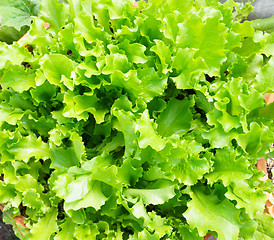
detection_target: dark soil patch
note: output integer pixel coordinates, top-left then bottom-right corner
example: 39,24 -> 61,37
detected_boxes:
0,213 -> 18,240
266,158 -> 274,185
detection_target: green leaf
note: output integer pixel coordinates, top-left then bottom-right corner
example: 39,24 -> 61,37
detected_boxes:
255,57 -> 274,93
1,65 -> 35,93
55,218 -> 76,240
171,48 -> 208,89
41,54 -> 75,87
0,106 -> 24,125
238,90 -> 265,112
30,80 -> 56,103
118,158 -> 143,186
177,9 -> 227,75
0,182 -> 16,203
233,37 -> 261,57
51,147 -> 79,170
206,148 -> 252,186
40,0 -> 68,32
124,181 -> 176,205
150,39 -> 171,74
20,17 -> 57,54
101,53 -> 130,74
64,180 -> 108,211
137,68 -> 168,102
74,223 -> 99,240
15,174 -> 44,193
73,92 -> 108,123
202,123 -> 238,148
8,134 -> 52,162
225,180 -> 266,218
254,212 -> 274,240
77,58 -> 100,78
118,39 -> 147,64
136,110 -> 166,151
184,185 -> 242,240
22,189 -> 44,210
252,16 -> 274,34
216,110 -> 241,133
111,70 -> 141,101
0,0 -> 40,43
74,14 -> 109,43
70,132 -> 86,162
157,98 -> 193,137
0,42 -> 34,68
0,0 -> 38,31
112,109 -> 137,157
236,122 -> 274,157
169,148 -> 210,185
30,208 -> 58,240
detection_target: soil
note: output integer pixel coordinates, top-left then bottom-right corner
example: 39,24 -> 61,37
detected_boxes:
0,213 -> 18,240
266,158 -> 274,185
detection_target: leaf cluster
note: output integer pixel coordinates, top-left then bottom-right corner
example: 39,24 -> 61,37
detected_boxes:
0,0 -> 273,239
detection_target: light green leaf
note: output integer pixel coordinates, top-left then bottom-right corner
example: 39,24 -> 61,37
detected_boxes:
236,122 -> 274,156
202,124 -> 238,148
254,212 -> 274,240
171,48 -> 208,89
238,90 -> 265,112
78,59 -> 100,78
177,9 -> 227,75
8,134 -> 52,162
74,224 -> 99,240
1,65 -> 35,93
0,0 -> 37,31
0,0 -> 40,43
111,70 -> 141,101
41,54 -> 75,87
0,107 -> 24,125
184,185 -> 242,240
118,158 -> 143,186
150,39 -> 171,74
70,132 -> 86,162
20,17 -> 57,54
40,0 -> 68,32
101,53 -> 130,74
118,39 -> 147,64
74,14 -> 109,43
54,218 -> 76,240
0,182 -> 16,203
217,110 -> 241,133
124,181 -> 175,205
206,148 -> 252,186
136,110 -> 166,151
170,148 -> 210,185
31,208 -> 58,240
0,42 -> 34,68
112,109 -> 137,157
30,80 -> 56,103
255,57 -> 274,93
73,92 -> 108,123
64,180 -> 108,211
225,180 -> 266,218
16,174 -> 44,193
22,189 -> 44,210
137,68 -> 168,102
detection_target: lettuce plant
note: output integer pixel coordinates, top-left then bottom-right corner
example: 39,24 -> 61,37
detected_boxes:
0,0 -> 273,239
